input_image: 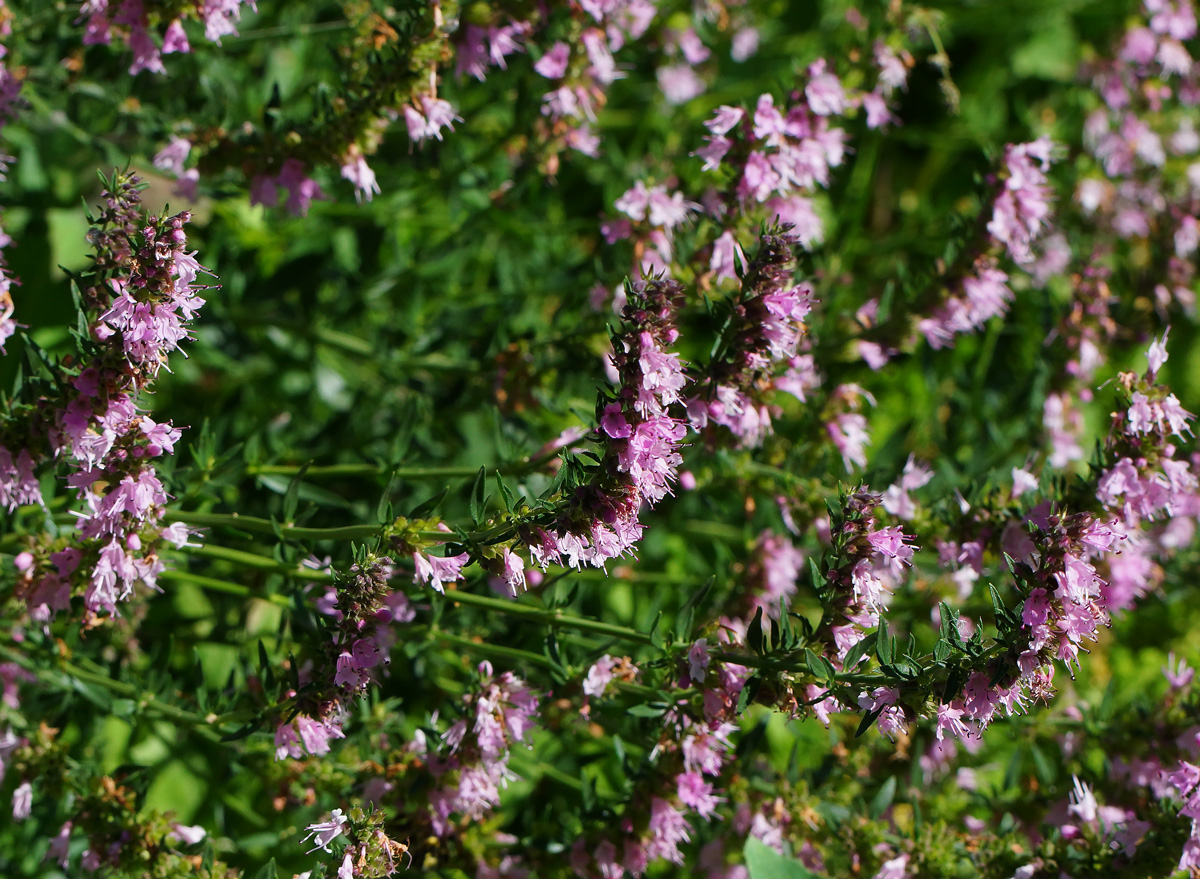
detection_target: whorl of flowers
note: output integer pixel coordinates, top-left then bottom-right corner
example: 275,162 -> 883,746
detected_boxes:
0,5 -> 20,351
687,232 -> 813,448
571,707 -> 739,876
7,173 -> 208,621
427,660 -> 539,837
916,138 -> 1058,352
275,556 -> 418,762
988,135 -> 1057,265
1097,331 -> 1197,527
520,276 -> 687,572
77,0 -> 257,76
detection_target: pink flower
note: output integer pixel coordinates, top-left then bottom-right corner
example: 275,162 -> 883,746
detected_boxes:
153,136 -> 191,177
583,655 -> 615,698
340,155 -> 380,203
705,105 -> 745,135
873,854 -> 909,879
421,97 -> 460,139
413,550 -> 468,594
250,174 -> 278,208
499,547 -> 526,596
276,159 -> 325,217
11,780 -> 31,820
875,42 -> 908,92
731,27 -> 759,62
805,59 -> 845,116
694,135 -> 731,171
677,771 -> 722,817
645,797 -> 691,864
1164,652 -> 1195,689
862,92 -> 895,129
1012,467 -> 1038,498
47,822 -> 71,868
162,19 -> 191,54
827,413 -> 870,471
1067,776 -> 1098,824
170,823 -> 206,844
1148,328 -> 1171,377
534,41 -> 570,79
302,809 -> 347,853
935,701 -> 974,742
657,64 -> 705,105
709,231 -> 744,282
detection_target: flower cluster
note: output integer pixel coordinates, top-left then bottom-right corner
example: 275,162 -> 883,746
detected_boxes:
571,708 -> 740,876
687,232 -> 815,447
78,0 -> 257,76
427,661 -> 539,837
1097,333 -> 1196,526
987,136 -> 1057,265
6,174 -> 206,621
276,556 -> 416,760
1067,0 -> 1200,334
519,277 -> 687,571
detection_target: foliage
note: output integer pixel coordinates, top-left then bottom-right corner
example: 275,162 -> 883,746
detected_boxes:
1,1 -> 1200,878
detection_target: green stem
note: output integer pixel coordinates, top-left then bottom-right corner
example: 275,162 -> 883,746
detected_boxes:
166,511 -> 383,543
158,569 -> 291,607
712,650 -> 884,686
0,644 -> 249,731
247,464 -> 481,479
443,588 -> 656,647
683,520 -> 748,543
569,569 -> 691,584
169,509 -> 456,545
424,628 -> 557,670
174,543 -> 337,582
244,438 -> 587,481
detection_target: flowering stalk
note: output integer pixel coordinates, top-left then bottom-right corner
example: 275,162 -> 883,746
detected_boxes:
3,171 -> 208,622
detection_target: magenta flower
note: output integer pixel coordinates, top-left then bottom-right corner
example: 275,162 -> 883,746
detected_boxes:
413,550 -> 468,594
340,155 -> 380,204
534,41 -> 570,79
11,780 -> 30,820
302,809 -> 348,853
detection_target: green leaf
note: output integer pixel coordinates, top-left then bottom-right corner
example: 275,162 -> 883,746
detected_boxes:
876,626 -> 893,665
613,734 -> 626,767
1029,742 -> 1055,784
869,775 -> 897,819
855,703 -> 885,738
1011,14 -> 1078,81
747,607 -> 766,655
409,486 -> 450,518
282,462 -> 309,523
675,578 -> 713,644
495,472 -> 517,513
580,772 -> 595,811
843,629 -> 877,670
256,474 -> 351,509
626,702 -> 667,718
377,469 -> 401,523
803,648 -> 834,686
70,676 -> 113,711
744,836 -> 820,879
250,858 -> 279,879
736,675 -> 760,714
470,465 -> 487,523
648,611 -> 664,649
807,557 -> 825,595
933,638 -> 951,662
